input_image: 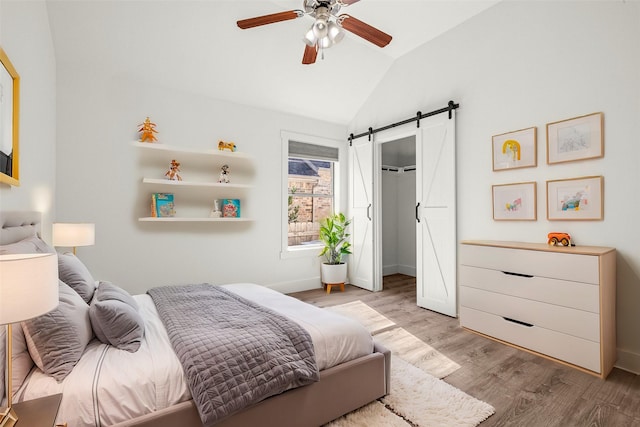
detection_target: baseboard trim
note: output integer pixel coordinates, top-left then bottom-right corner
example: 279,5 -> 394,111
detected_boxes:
383,264 -> 416,277
397,265 -> 416,277
615,349 -> 640,375
383,264 -> 398,276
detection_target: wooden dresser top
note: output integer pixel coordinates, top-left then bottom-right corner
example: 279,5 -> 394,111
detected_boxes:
461,240 -> 615,256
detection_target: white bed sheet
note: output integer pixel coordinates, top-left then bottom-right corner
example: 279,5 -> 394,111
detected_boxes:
17,283 -> 373,427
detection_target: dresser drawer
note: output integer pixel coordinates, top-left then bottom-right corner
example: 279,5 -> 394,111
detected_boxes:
460,306 -> 601,373
460,244 -> 599,284
460,286 -> 600,342
459,265 -> 599,313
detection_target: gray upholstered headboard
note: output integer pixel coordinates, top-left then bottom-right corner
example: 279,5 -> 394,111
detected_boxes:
0,211 -> 43,245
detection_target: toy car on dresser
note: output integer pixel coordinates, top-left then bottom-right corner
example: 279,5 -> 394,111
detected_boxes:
547,232 -> 572,246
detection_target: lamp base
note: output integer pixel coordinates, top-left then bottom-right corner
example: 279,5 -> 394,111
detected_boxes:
0,406 -> 17,427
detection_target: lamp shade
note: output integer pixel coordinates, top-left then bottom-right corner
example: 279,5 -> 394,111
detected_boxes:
0,253 -> 59,324
52,223 -> 95,248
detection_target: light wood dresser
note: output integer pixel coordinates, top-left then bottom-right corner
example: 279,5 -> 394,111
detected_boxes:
459,240 -> 616,379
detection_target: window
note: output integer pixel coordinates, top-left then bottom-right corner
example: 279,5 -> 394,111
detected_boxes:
282,133 -> 342,256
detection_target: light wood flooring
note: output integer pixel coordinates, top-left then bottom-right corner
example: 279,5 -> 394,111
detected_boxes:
289,274 -> 640,427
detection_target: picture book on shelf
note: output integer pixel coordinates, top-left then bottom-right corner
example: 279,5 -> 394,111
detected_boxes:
222,199 -> 240,218
151,193 -> 176,217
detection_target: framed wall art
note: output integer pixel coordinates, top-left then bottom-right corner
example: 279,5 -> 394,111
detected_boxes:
546,112 -> 603,164
0,47 -> 20,186
492,127 -> 537,171
492,181 -> 537,221
546,176 -> 603,220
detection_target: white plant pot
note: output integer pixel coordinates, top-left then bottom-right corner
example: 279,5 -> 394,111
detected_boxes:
321,262 -> 347,284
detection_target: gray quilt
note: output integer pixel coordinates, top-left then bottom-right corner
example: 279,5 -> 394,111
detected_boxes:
147,284 -> 319,426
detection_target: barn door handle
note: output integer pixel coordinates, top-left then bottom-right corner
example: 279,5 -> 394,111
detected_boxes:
366,204 -> 372,221
415,202 -> 421,223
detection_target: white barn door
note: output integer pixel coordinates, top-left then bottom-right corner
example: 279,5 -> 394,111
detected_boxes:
348,137 -> 375,291
416,111 -> 457,316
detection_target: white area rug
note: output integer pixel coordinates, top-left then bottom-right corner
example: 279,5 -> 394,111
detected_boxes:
324,301 -> 494,427
326,358 -> 495,427
327,401 -> 409,427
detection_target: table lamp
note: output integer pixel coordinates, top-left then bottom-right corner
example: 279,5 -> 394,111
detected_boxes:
52,223 -> 95,255
0,253 -> 59,427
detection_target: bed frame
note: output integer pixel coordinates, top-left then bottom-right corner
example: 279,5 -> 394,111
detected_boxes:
1,211 -> 391,427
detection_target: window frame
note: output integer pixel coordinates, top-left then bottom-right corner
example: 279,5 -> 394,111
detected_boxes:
281,131 -> 344,259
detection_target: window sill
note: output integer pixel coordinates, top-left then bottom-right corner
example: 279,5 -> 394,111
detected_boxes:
280,245 -> 322,260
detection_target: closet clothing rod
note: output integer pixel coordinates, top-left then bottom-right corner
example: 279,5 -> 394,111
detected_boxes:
349,100 -> 459,144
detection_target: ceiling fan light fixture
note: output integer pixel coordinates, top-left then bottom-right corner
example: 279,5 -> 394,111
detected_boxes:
312,18 -> 329,39
303,28 -> 318,46
327,21 -> 344,43
319,36 -> 333,49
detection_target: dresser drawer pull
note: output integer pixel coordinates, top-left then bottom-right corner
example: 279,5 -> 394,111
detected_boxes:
501,271 -> 533,278
503,317 -> 534,327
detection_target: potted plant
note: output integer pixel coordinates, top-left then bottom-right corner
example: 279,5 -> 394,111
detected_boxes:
319,212 -> 352,285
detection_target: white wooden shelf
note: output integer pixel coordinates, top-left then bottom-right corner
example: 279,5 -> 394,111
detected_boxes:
132,141 -> 253,161
134,141 -> 254,224
141,178 -> 252,189
138,217 -> 253,222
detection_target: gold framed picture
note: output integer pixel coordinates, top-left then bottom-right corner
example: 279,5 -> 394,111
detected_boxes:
0,47 -> 20,186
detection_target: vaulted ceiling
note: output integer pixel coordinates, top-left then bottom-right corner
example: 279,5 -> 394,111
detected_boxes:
46,0 -> 499,124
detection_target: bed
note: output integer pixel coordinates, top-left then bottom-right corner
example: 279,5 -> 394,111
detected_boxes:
0,211 -> 390,427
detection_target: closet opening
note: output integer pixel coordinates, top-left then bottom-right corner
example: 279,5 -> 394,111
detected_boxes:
380,135 -> 417,289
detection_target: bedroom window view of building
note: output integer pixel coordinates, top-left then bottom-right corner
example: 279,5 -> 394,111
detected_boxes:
287,141 -> 338,248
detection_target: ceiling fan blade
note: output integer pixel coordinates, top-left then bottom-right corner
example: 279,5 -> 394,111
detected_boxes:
340,0 -> 361,4
339,14 -> 392,48
237,10 -> 301,29
302,44 -> 318,65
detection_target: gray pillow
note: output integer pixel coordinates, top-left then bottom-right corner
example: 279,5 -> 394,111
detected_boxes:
22,281 -> 93,382
58,252 -> 95,303
89,281 -> 144,353
0,235 -> 56,255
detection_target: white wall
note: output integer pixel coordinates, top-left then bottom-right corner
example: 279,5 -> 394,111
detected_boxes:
54,62 -> 347,295
0,0 -> 56,238
349,1 -> 640,373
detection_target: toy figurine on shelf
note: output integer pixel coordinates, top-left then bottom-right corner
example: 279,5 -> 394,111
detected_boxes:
138,117 -> 158,142
218,140 -> 237,152
218,164 -> 230,183
165,159 -> 182,181
547,232 -> 572,246
210,199 -> 222,218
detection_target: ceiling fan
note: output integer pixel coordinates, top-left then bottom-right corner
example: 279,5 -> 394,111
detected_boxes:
237,0 -> 392,65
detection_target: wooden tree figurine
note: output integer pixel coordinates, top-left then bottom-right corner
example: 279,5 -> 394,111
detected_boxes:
138,117 -> 158,142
